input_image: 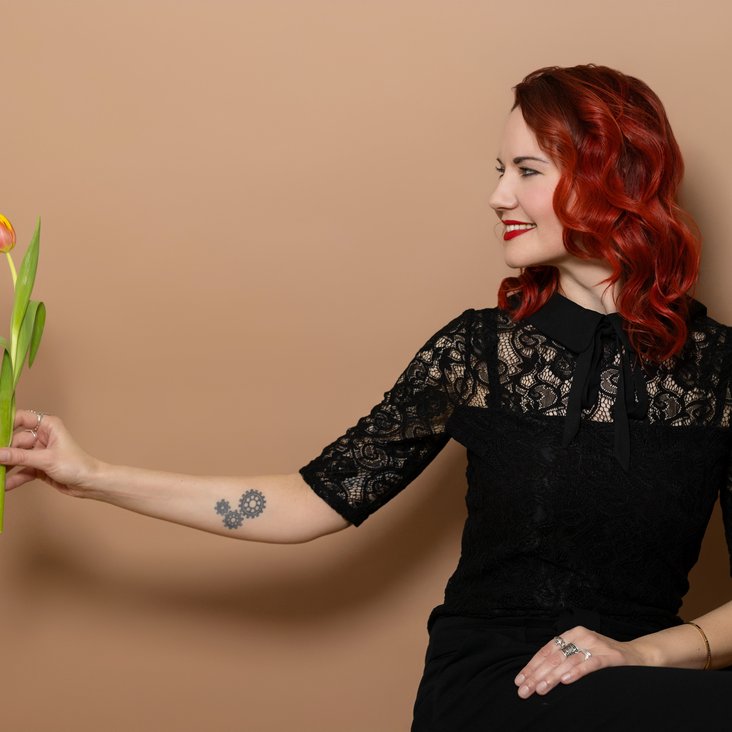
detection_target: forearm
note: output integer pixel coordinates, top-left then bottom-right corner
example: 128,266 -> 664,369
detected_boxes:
82,461 -> 350,544
629,600 -> 732,670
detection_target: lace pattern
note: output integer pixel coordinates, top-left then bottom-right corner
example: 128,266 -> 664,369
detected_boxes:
299,304 -> 732,600
299,309 -> 486,525
496,309 -> 732,428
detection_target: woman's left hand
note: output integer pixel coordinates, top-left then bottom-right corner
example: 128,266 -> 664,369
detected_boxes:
514,626 -> 651,699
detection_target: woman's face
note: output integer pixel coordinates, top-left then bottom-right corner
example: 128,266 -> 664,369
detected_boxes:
489,107 -> 568,270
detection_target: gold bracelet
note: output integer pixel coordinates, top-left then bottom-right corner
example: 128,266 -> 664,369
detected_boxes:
685,621 -> 712,670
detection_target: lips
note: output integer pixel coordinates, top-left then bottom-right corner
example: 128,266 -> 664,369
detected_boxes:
502,220 -> 536,241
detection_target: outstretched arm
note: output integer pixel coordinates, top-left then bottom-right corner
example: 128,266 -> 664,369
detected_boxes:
0,410 -> 350,544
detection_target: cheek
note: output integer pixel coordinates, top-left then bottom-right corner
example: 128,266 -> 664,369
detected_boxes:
522,187 -> 557,224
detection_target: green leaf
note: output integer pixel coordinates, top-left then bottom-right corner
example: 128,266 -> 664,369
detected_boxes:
29,301 -> 45,368
0,347 -> 15,533
0,463 -> 5,533
9,216 -> 41,365
13,300 -> 46,387
0,345 -> 14,447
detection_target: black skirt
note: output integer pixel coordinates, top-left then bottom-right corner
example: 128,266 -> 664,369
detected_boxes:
411,607 -> 732,731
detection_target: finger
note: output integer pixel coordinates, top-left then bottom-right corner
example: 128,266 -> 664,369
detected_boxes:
14,409 -> 48,430
515,639 -> 561,698
559,654 -> 594,684
5,468 -> 39,492
11,430 -> 40,450
515,636 -> 561,683
0,446 -> 49,471
516,629 -> 593,698
534,650 -> 592,695
517,642 -> 572,698
14,415 -> 56,448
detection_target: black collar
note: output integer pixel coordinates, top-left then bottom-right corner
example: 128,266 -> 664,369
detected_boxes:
523,292 -> 707,472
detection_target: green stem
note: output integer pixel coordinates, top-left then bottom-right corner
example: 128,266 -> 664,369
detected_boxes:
5,252 -> 16,287
6,252 -> 16,366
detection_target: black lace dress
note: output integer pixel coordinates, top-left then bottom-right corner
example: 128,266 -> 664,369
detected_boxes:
299,293 -> 732,730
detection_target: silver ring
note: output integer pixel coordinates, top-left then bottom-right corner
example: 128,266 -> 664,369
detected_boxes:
25,428 -> 38,440
553,636 -> 567,649
31,410 -> 44,429
561,642 -> 581,658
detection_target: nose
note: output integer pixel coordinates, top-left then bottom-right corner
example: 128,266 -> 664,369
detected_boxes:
488,175 -> 517,214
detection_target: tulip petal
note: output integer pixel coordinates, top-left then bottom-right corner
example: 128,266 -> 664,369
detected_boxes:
9,217 -> 40,366
0,214 -> 15,253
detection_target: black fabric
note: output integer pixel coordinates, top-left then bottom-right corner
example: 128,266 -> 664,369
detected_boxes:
298,295 -> 732,727
412,612 -> 732,732
525,292 -> 656,471
298,309 -> 473,527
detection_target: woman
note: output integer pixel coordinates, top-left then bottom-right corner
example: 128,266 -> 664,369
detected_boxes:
3,65 -> 732,730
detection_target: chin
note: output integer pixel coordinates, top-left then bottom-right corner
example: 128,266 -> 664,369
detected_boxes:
502,248 -> 567,270
503,256 -> 552,270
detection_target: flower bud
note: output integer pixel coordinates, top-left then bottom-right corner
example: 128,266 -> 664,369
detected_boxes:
0,215 -> 15,253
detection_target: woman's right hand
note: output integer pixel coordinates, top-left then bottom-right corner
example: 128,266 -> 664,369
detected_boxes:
0,409 -> 101,497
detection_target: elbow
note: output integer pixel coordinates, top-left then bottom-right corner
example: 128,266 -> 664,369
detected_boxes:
239,519 -> 352,545
296,519 -> 353,543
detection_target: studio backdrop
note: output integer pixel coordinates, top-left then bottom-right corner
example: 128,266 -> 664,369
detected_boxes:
1,2 -> 731,730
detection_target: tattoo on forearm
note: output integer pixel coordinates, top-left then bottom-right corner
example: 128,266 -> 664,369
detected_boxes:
214,489 -> 267,530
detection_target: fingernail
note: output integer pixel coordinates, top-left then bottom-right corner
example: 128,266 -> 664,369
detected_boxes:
536,681 -> 547,693
0,450 -> 9,462
561,673 -> 572,682
518,684 -> 530,698
515,674 -> 525,685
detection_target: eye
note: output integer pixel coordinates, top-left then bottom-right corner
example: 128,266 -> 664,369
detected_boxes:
495,165 -> 505,177
519,167 -> 539,177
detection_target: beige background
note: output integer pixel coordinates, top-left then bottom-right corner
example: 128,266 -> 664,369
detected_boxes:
1,2 -> 731,730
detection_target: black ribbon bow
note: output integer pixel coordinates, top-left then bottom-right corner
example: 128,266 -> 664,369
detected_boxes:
525,292 -> 652,472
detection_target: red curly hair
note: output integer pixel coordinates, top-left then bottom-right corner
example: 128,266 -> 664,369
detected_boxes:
497,64 -> 701,363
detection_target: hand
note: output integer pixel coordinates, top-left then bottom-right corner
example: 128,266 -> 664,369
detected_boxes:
0,409 -> 101,497
514,625 -> 651,699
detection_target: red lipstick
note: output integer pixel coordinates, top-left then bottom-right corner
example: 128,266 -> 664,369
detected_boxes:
501,220 -> 536,241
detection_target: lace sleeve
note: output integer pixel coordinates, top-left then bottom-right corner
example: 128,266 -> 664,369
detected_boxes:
298,309 -> 475,526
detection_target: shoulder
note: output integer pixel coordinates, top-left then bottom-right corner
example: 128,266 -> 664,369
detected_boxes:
444,304 -> 507,336
686,304 -> 732,348
432,305 -> 499,334
426,306 -> 503,364
667,304 -> 732,387
417,306 -> 497,352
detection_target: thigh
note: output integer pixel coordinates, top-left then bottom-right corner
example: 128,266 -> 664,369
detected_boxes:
412,621 -> 732,732
497,665 -> 732,732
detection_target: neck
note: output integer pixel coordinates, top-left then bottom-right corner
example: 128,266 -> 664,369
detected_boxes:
556,262 -> 620,315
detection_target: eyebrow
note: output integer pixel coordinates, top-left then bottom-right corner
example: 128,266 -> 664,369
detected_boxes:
496,156 -> 551,165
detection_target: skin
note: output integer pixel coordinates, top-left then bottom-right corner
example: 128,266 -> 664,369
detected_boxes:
488,107 -> 732,697
0,105 -> 730,702
489,106 -> 620,315
0,414 -> 349,544
3,407 -> 730,698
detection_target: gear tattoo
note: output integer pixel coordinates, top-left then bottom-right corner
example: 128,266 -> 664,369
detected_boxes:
214,489 -> 266,530
223,510 -> 244,530
239,489 -> 266,518
215,499 -> 231,516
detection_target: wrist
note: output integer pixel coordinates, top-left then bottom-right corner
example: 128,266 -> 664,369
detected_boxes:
625,636 -> 662,667
79,458 -> 114,499
685,621 -> 712,670
626,622 -> 713,670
